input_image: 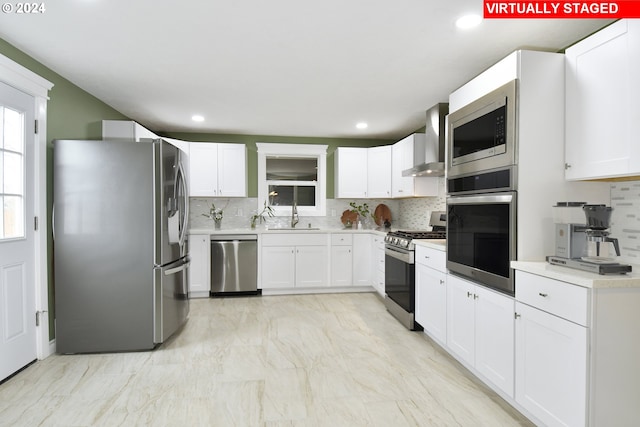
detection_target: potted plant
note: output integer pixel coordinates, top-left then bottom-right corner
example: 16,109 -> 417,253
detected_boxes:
202,201 -> 227,229
349,202 -> 371,229
251,201 -> 275,229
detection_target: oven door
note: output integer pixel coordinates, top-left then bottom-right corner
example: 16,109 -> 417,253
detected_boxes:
384,246 -> 415,313
447,191 -> 516,295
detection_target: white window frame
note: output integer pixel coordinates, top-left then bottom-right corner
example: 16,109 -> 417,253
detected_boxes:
257,143 -> 327,217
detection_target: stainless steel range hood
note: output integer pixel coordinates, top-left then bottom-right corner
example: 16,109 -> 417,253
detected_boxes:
402,103 -> 449,177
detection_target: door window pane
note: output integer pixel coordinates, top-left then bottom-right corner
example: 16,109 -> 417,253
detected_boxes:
0,105 -> 25,240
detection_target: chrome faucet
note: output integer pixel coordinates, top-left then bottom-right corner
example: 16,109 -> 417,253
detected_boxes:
291,201 -> 299,228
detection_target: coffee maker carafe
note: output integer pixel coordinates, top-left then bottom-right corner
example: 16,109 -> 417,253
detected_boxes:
582,204 -> 620,259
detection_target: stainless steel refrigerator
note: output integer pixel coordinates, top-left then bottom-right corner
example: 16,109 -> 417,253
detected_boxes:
53,139 -> 189,353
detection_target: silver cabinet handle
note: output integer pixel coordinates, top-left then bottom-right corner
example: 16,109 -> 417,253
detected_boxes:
467,291 -> 473,298
539,292 -> 548,297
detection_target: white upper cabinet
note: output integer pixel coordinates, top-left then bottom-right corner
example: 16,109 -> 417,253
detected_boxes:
334,147 -> 368,198
334,146 -> 392,199
367,145 -> 392,198
189,142 -> 247,197
565,19 -> 640,180
391,134 -> 438,198
391,134 -> 416,198
102,120 -> 159,141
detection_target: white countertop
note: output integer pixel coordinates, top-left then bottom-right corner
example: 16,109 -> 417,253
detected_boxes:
511,261 -> 640,289
413,239 -> 446,251
189,227 -> 388,236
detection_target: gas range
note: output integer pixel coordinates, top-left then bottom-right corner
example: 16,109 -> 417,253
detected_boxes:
384,229 -> 446,251
384,211 -> 446,251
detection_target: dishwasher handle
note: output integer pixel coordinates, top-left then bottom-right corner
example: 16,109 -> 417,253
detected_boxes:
210,234 -> 258,241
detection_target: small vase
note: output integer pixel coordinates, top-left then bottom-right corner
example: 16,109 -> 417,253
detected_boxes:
214,219 -> 222,230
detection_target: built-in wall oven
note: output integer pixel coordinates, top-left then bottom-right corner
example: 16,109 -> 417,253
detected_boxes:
447,165 -> 517,296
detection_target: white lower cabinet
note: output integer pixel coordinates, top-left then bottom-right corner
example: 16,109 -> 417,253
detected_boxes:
415,246 -> 447,344
371,235 -> 385,297
261,233 -> 328,290
352,234 -> 372,286
188,234 -> 211,298
330,234 -> 353,286
446,274 -> 515,397
515,301 -> 587,427
261,246 -> 296,288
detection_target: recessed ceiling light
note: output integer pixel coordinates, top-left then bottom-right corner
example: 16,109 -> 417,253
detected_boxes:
191,115 -> 205,122
356,122 -> 368,129
456,14 -> 482,29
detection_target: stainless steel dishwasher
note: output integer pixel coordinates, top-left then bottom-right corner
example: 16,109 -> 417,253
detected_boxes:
210,234 -> 259,296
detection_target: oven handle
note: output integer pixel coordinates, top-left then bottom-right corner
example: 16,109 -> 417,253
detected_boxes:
385,246 -> 414,264
447,192 -> 514,204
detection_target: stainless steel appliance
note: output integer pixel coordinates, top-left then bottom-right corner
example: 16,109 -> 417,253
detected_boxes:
384,212 -> 446,330
53,139 -> 189,353
402,103 -> 449,177
547,204 -> 632,274
210,235 -> 259,296
447,167 -> 517,295
448,79 -> 516,179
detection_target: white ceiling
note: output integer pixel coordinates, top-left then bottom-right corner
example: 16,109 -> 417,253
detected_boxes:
0,0 -> 612,140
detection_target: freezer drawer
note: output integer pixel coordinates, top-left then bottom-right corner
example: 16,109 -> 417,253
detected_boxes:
210,235 -> 258,295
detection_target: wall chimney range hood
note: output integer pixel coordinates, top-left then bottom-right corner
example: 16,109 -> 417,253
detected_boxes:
402,102 -> 449,177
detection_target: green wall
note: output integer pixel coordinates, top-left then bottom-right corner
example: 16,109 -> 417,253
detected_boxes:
160,132 -> 395,198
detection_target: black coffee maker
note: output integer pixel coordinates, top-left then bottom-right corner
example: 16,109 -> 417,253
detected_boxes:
582,204 -> 620,258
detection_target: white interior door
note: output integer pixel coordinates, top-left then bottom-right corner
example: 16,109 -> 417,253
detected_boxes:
0,81 -> 36,381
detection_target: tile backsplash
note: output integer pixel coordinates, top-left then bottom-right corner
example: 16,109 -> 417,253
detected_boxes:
190,181 -> 446,231
610,181 -> 640,264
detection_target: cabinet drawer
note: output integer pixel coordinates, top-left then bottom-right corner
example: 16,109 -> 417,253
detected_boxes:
415,246 -> 446,272
261,233 -> 327,247
331,233 -> 353,246
516,271 -> 589,326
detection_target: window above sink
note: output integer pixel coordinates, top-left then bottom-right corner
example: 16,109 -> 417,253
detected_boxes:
257,143 -> 328,217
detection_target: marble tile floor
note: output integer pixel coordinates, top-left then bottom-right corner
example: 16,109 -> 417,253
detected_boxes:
0,293 -> 535,427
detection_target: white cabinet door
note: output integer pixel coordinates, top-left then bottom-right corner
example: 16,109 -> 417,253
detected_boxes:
391,135 -> 416,198
296,246 -> 328,288
515,302 -> 588,427
352,234 -> 372,286
217,143 -> 247,197
334,147 -> 368,198
446,275 -> 476,365
330,245 -> 352,286
261,246 -> 296,289
475,286 -> 515,397
101,120 -> 159,141
371,235 -> 385,296
189,142 -> 247,197
565,19 -> 640,180
188,234 -> 210,297
367,145 -> 392,198
189,143 -> 220,197
415,263 -> 447,344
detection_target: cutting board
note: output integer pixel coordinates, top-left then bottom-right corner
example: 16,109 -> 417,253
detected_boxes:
374,204 -> 392,226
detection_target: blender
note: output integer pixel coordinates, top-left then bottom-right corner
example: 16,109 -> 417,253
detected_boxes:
547,204 -> 632,275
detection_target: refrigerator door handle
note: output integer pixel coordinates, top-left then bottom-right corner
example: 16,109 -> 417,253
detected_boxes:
176,162 -> 189,247
163,257 -> 191,276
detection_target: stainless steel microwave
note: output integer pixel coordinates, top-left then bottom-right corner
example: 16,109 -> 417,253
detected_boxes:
447,79 -> 517,178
